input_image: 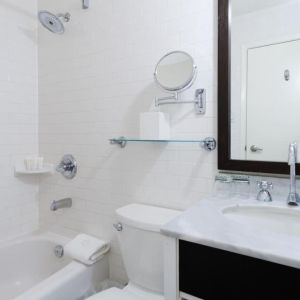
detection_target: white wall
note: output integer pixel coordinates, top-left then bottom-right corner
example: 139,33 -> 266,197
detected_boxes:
38,0 -> 217,283
231,0 -> 300,159
0,0 -> 39,241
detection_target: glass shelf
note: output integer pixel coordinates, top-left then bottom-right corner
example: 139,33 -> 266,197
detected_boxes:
109,137 -> 216,151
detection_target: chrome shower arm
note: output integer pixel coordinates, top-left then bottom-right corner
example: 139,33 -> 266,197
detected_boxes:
57,13 -> 71,22
83,0 -> 90,9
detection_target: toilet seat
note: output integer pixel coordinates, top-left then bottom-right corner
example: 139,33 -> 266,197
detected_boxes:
87,284 -> 164,300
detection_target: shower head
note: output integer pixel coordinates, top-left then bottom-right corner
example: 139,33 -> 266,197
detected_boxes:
38,11 -> 70,34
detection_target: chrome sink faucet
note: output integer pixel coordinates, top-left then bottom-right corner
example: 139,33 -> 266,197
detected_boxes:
287,142 -> 300,206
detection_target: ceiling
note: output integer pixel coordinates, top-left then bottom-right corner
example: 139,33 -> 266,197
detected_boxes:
231,0 -> 296,16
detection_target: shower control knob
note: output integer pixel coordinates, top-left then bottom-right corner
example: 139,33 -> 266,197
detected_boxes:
56,154 -> 77,179
113,223 -> 123,232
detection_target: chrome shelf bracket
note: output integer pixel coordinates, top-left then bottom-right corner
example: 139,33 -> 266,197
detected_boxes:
200,137 -> 217,151
195,89 -> 206,114
110,136 -> 127,148
155,88 -> 206,115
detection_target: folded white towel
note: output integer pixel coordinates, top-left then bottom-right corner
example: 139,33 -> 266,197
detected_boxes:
64,234 -> 110,266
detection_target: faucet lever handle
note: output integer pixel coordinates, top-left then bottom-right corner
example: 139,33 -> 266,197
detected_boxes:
257,181 -> 273,190
257,181 -> 273,202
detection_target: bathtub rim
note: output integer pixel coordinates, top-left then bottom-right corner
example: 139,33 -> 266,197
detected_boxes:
0,231 -> 72,250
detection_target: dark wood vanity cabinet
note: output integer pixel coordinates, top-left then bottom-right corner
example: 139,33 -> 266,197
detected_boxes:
179,240 -> 300,300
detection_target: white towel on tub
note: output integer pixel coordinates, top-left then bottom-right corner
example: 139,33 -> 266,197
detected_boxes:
64,234 -> 110,265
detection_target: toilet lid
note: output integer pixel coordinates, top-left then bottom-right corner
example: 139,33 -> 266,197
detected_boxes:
87,288 -> 142,300
116,203 -> 181,232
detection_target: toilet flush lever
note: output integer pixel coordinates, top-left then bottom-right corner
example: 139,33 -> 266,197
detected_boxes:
113,223 -> 123,232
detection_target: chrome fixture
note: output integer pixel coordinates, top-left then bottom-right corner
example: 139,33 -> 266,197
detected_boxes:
256,181 -> 273,202
83,0 -> 90,9
287,143 -> 300,206
54,245 -> 64,258
38,11 -> 71,34
110,136 -> 127,148
113,223 -> 123,232
155,89 -> 206,115
154,51 -> 206,114
250,145 -> 263,153
50,198 -> 72,211
284,69 -> 290,81
56,154 -> 77,179
200,137 -> 217,151
215,174 -> 250,184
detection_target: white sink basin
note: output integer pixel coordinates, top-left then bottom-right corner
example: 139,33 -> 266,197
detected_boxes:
222,205 -> 300,237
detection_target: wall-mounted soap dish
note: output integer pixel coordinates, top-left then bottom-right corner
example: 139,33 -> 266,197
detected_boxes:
15,163 -> 54,176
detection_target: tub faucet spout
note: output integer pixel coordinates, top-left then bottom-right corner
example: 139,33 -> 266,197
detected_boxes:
50,198 -> 72,211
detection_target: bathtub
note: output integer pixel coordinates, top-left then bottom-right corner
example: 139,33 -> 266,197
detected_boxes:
0,232 -> 109,300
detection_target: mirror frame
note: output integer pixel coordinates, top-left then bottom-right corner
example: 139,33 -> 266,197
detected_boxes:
154,51 -> 197,92
218,0 -> 293,175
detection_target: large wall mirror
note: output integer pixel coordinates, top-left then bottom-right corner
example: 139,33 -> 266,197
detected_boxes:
218,0 -> 300,174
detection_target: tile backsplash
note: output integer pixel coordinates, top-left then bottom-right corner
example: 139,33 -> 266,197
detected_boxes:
214,173 -> 293,201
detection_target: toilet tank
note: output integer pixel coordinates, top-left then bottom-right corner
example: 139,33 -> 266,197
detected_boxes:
115,204 -> 180,294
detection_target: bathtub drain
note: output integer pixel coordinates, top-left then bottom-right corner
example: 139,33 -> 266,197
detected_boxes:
54,245 -> 64,258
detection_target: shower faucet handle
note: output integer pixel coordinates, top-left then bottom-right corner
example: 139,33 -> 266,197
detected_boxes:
56,154 -> 77,179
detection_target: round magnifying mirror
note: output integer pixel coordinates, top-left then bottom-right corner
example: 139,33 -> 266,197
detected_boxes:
154,51 -> 197,92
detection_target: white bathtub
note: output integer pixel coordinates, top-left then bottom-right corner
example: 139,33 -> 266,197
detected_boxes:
0,232 -> 109,300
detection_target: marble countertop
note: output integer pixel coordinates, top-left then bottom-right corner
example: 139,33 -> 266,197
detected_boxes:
161,196 -> 300,269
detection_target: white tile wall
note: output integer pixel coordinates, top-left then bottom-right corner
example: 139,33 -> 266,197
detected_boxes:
38,0 -> 218,283
0,0 -> 39,241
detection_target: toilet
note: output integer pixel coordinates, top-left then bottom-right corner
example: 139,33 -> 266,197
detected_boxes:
87,203 -> 180,300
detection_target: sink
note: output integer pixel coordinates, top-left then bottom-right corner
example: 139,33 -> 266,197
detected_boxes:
222,205 -> 300,237
162,197 -> 300,269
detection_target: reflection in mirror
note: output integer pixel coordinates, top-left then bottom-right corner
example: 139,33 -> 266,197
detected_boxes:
154,51 -> 196,92
230,0 -> 300,162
